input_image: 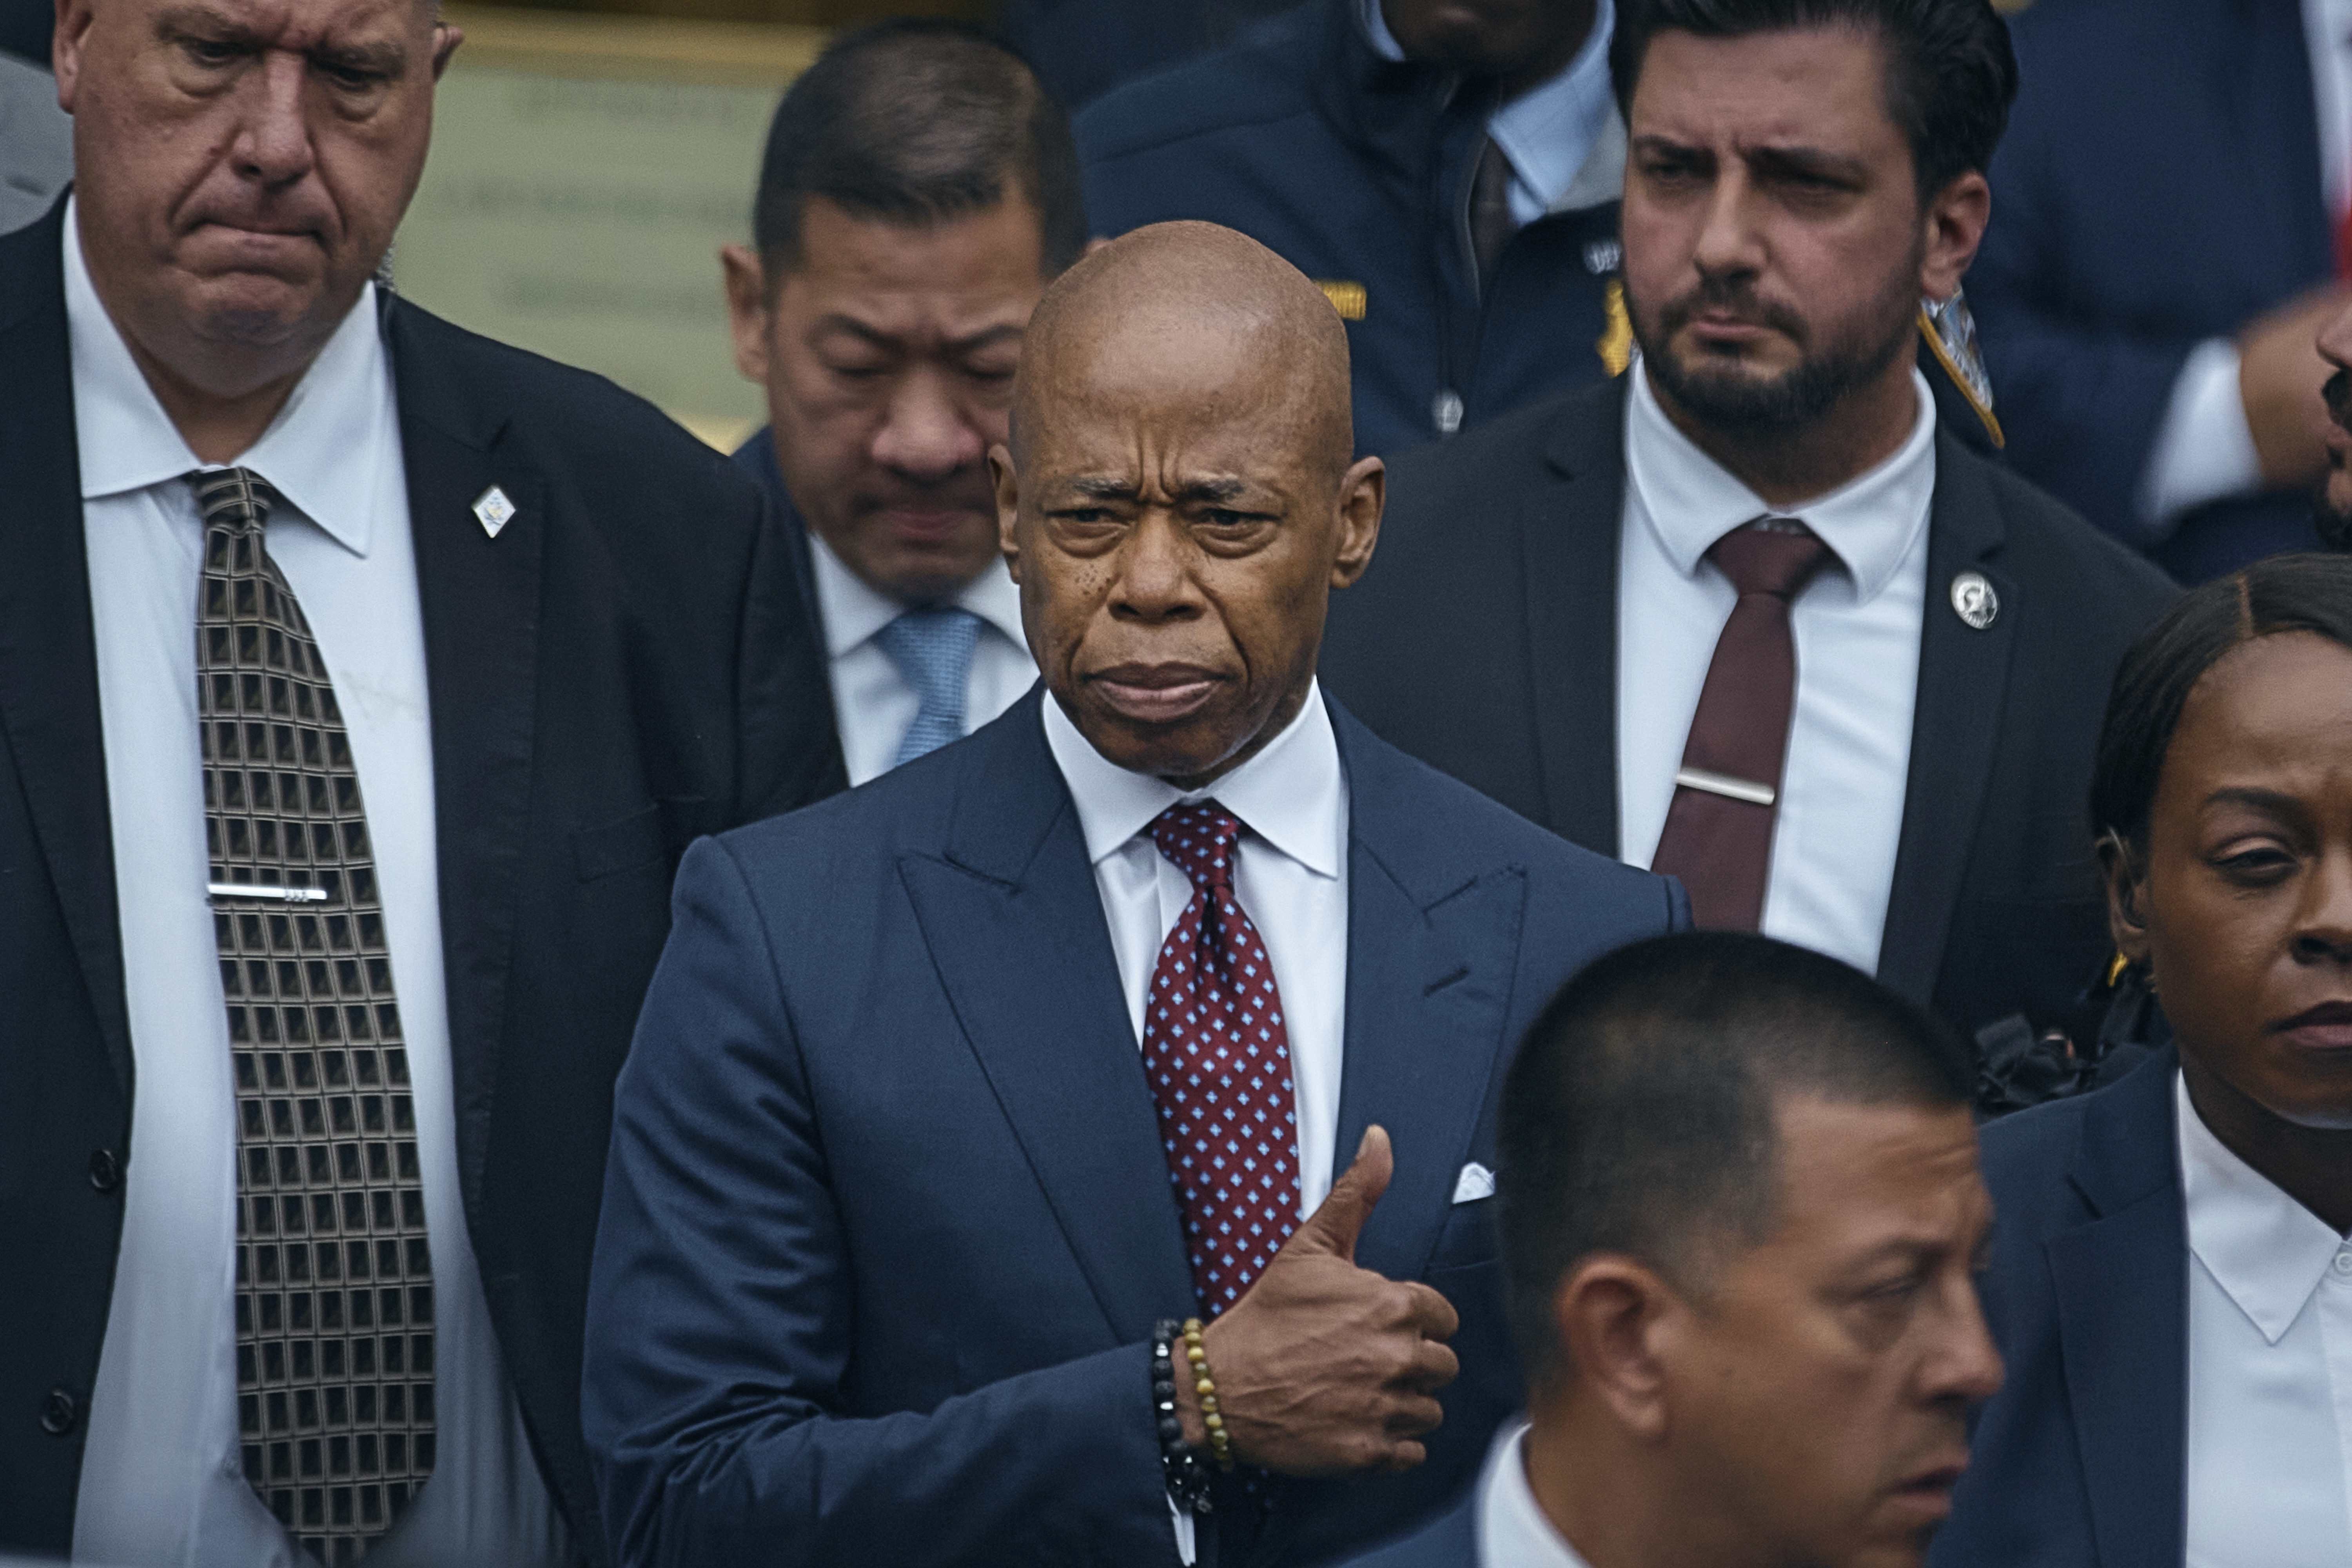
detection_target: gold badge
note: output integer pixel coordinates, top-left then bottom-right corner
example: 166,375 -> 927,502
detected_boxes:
1314,279 -> 1367,321
1597,279 -> 1633,376
1919,289 -> 2005,449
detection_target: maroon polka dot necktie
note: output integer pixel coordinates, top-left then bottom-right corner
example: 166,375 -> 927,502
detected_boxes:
1142,801 -> 1303,1316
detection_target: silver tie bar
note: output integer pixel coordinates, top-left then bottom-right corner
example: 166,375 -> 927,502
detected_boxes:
207,883 -> 328,903
1675,766 -> 1777,808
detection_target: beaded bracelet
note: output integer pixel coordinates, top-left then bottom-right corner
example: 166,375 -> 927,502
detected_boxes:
1182,1317 -> 1236,1472
1151,1319 -> 1214,1514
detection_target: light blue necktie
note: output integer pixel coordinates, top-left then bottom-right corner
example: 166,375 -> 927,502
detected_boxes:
874,606 -> 985,767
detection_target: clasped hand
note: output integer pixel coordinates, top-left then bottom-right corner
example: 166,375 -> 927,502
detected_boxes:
1174,1125 -> 1462,1477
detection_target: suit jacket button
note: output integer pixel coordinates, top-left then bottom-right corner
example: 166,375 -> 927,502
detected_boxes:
40,1388 -> 77,1436
87,1148 -> 122,1193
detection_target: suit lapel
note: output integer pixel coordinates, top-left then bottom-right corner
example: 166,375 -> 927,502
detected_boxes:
387,302 -> 546,1204
0,200 -> 132,1094
1330,708 -> 1528,1285
1875,436 -> 2016,1005
897,695 -> 1196,1343
1520,385 -> 1627,855
2045,1055 -> 2188,1568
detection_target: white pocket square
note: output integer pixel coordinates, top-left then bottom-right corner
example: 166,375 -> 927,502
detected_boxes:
1452,1161 -> 1495,1204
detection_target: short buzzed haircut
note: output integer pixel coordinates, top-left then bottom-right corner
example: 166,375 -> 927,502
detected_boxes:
1609,0 -> 2018,200
1497,933 -> 1971,1390
751,20 -> 1088,280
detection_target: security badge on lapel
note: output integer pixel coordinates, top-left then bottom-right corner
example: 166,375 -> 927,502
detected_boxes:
1920,287 -> 2005,450
473,486 -> 516,539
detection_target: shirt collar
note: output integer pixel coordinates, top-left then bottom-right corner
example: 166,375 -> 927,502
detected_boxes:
808,529 -> 1028,662
2177,1071 -> 2348,1345
1486,0 -> 1617,216
65,196 -> 391,558
1478,1422 -> 1593,1568
1040,679 -> 1345,882
1361,0 -> 1619,216
1623,354 -> 1938,606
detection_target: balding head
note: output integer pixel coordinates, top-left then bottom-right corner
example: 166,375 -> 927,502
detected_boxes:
1015,222 -> 1355,477
991,221 -> 1383,786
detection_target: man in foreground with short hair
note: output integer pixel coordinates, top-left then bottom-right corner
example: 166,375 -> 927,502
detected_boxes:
1349,931 -> 2004,1568
0,0 -> 840,1556
1320,0 -> 2176,1060
584,221 -> 1686,1566
724,21 -> 1083,783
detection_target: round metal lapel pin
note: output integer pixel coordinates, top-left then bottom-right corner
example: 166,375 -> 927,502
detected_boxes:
1950,570 -> 1999,630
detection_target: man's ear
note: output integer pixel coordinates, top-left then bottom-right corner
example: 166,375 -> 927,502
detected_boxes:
989,442 -> 1022,584
720,244 -> 774,388
2098,829 -> 2154,968
53,0 -> 96,112
1329,455 -> 1384,590
1919,170 -> 1991,303
1554,1254 -> 1685,1443
430,20 -> 464,81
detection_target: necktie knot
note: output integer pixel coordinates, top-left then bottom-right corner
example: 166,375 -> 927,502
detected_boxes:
189,467 -> 281,535
873,606 -> 984,766
1149,800 -> 1243,898
1708,518 -> 1833,602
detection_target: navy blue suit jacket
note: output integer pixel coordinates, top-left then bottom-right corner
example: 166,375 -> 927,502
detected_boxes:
1343,1485 -> 1477,1567
1074,0 -> 1624,464
1931,1050 -> 2187,1567
583,688 -> 1688,1567
1971,0 -> 2330,581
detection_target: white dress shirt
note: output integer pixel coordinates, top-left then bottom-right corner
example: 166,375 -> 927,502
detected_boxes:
1616,359 -> 1933,976
1363,0 -> 1620,225
63,201 -> 564,1568
809,532 -> 1035,786
2139,0 -> 2352,533
1042,682 -> 1349,1568
1470,1421 -> 1593,1568
2178,1073 -> 2352,1567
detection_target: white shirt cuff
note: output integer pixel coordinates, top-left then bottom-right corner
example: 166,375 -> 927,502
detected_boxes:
2138,336 -> 2263,532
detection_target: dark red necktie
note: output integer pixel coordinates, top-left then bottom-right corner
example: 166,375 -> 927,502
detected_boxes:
1141,801 -> 1303,1316
1650,519 -> 1835,930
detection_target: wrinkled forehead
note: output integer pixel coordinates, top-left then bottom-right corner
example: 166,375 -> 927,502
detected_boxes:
1018,303 -> 1332,466
118,0 -> 439,50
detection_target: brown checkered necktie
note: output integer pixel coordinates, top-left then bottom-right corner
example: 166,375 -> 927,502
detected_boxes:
193,467 -> 435,1563
1650,519 -> 1835,930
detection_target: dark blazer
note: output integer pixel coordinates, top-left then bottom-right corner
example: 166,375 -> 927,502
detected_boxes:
0,198 -> 845,1561
1341,1485 -> 1477,1567
1074,0 -> 1625,463
1971,0 -> 2331,581
582,688 -> 1688,1568
1318,380 -> 2178,1050
729,424 -> 817,624
1931,1049 -> 2187,1567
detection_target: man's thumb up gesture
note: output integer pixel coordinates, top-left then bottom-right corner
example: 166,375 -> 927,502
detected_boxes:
1180,1126 -> 1463,1477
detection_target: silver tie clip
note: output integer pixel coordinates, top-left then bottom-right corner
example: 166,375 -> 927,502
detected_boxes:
1675,767 -> 1776,807
207,883 -> 328,903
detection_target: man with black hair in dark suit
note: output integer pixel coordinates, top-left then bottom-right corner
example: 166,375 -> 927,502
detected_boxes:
722,22 -> 1084,785
0,0 -> 841,1559
1319,0 -> 2177,1063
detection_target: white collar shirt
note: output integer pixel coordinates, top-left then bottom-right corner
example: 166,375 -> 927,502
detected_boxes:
62,200 -> 564,1568
808,530 -> 1035,786
1474,1421 -> 1594,1568
1043,684 -> 1349,1566
1615,358 -> 1936,975
2178,1071 -> 2352,1566
1362,0 -> 1621,224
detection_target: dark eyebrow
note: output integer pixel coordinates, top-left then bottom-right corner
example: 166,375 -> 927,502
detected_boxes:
948,324 -> 1024,356
155,4 -> 257,42
809,315 -> 899,351
1744,144 -> 1871,185
2202,786 -> 2303,817
1061,476 -> 1255,505
1629,133 -> 1707,161
313,38 -> 408,75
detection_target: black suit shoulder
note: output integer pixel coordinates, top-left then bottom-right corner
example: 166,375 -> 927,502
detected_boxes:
1967,442 -> 2178,619
1073,11 -> 1326,164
